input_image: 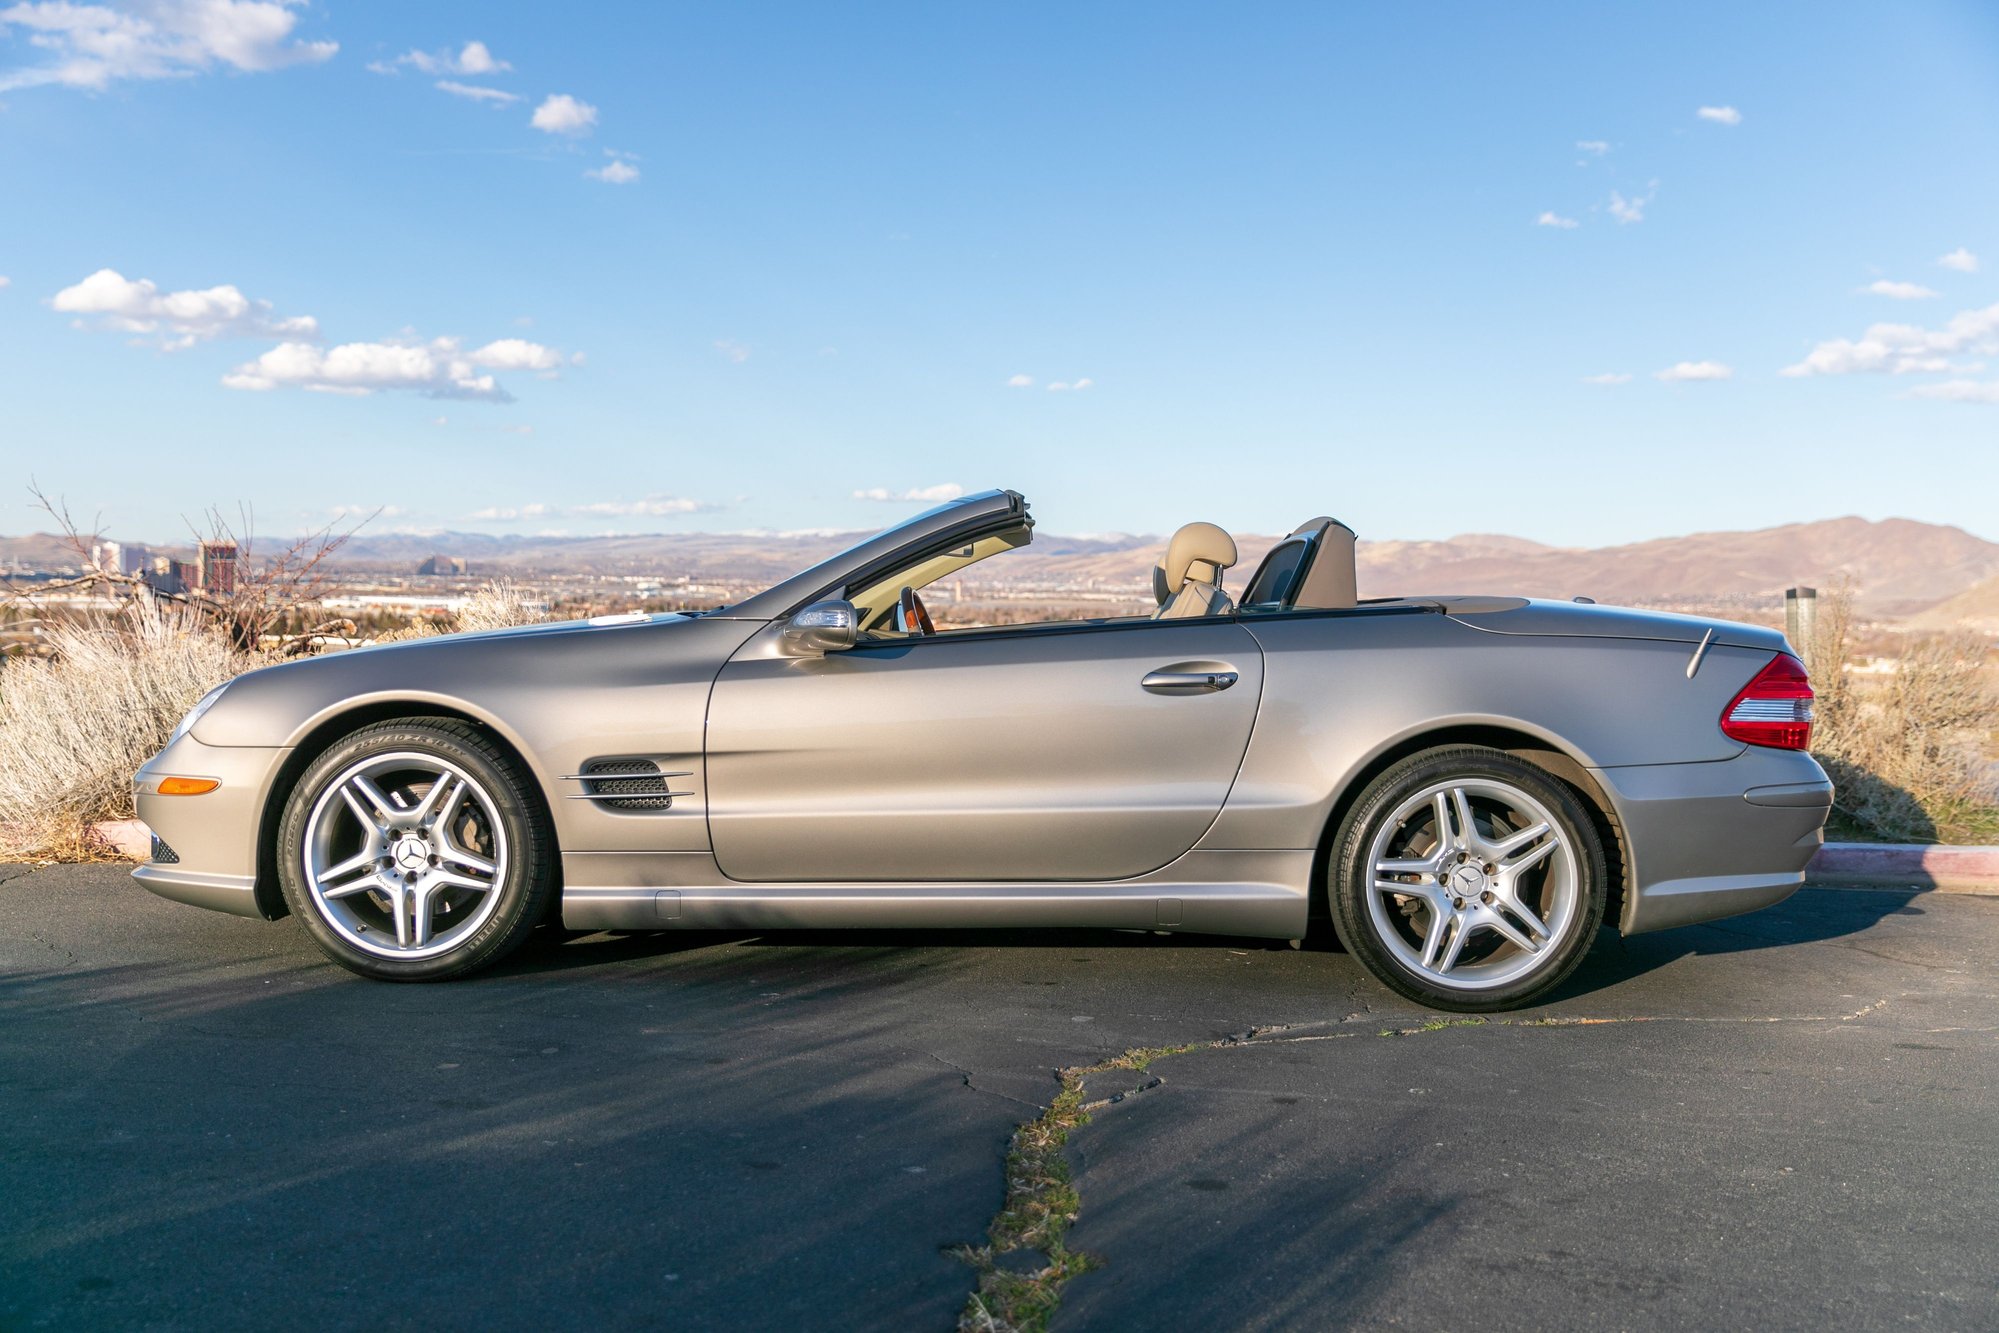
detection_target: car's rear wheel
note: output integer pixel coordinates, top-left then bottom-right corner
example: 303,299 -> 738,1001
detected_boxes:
277,719 -> 556,981
1330,746 -> 1606,1012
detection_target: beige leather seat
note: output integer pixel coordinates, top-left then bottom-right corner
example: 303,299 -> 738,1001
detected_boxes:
1153,522 -> 1238,619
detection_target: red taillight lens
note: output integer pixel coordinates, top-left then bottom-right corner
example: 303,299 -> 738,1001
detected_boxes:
1720,653 -> 1815,750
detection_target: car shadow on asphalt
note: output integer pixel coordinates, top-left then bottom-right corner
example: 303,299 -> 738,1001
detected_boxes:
490,886 -> 1927,1011
1544,884 -> 1926,1004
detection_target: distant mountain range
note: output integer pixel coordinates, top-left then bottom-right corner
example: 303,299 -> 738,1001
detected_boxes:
8,516 -> 1999,624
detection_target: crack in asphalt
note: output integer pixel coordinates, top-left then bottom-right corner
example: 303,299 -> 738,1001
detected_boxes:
952,996 -> 1905,1332
924,1052 -> 1044,1112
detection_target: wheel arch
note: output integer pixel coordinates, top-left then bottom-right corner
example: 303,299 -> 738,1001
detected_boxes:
1308,721 -> 1628,931
252,698 -> 556,920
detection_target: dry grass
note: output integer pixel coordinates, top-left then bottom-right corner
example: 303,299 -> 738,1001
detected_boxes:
0,602 -> 244,859
954,1044 -> 1200,1333
1806,587 -> 1999,844
0,579 -> 549,862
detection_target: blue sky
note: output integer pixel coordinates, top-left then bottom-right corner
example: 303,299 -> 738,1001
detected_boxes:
3,1 -> 1997,547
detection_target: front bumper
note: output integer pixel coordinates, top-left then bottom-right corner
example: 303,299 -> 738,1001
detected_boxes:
1596,747 -> 1832,935
131,734 -> 292,920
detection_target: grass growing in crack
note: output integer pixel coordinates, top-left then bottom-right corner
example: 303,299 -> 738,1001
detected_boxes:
953,1043 -> 1201,1333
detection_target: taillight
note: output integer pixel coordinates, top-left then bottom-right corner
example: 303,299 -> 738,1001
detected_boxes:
1720,653 -> 1815,750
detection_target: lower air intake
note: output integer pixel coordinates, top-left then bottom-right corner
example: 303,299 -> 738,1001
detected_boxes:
150,835 -> 180,864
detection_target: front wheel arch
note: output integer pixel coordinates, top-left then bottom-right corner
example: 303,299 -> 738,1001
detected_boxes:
253,702 -> 560,921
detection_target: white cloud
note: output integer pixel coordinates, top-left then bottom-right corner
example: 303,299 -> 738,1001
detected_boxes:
1908,379 -> 1999,405
373,39 -> 509,77
0,275 -> 10,288
435,80 -> 518,105
531,93 -> 597,136
52,267 -> 317,347
1862,280 -> 1939,301
1655,361 -> 1733,382
1608,186 -> 1654,224
1782,303 -> 1999,377
571,496 -> 719,517
468,496 -> 717,522
467,338 -> 562,371
1696,105 -> 1742,126
713,338 -> 749,363
1575,140 -> 1610,156
0,0 -> 335,92
852,484 -> 965,503
1046,378 -> 1094,392
1005,373 -> 1033,388
1938,247 -> 1980,274
1580,372 -> 1632,385
222,334 -> 565,401
586,160 -> 639,184
1535,211 -> 1578,229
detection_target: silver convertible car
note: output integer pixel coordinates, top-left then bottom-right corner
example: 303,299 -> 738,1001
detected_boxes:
134,489 -> 1831,1010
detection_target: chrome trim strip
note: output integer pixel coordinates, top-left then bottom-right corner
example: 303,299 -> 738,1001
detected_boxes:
562,791 -> 696,801
560,771 -> 694,781
561,882 -> 1305,937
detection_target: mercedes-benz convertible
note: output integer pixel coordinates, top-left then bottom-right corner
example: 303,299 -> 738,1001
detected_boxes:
133,488 -> 1832,1010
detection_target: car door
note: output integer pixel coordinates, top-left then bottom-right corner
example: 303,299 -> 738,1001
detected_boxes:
704,618 -> 1264,882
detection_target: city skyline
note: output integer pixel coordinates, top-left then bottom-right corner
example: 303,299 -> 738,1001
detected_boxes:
3,2 -> 1998,545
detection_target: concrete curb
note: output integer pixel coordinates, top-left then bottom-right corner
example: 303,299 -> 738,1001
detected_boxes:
86,818 -> 151,861
1808,842 -> 1999,894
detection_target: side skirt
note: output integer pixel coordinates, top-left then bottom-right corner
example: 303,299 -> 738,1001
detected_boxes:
559,849 -> 1314,939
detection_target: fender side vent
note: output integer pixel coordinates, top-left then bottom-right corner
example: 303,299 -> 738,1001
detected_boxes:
570,759 -> 693,812
150,835 -> 180,864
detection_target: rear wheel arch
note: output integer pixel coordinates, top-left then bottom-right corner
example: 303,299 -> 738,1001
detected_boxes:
253,701 -> 559,921
1312,724 -> 1627,931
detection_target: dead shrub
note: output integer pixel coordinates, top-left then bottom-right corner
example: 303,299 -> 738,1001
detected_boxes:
0,601 -> 245,859
1807,586 -> 1999,843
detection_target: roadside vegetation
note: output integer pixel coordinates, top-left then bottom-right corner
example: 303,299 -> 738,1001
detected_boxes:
0,582 -> 552,861
1805,586 -> 1999,844
0,500 -> 553,861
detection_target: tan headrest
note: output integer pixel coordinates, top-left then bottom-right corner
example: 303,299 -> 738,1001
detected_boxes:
1163,522 -> 1237,593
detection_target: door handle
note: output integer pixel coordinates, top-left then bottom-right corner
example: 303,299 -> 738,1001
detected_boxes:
1141,668 -> 1239,694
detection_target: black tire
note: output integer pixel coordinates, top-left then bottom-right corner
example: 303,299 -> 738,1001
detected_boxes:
1329,745 -> 1606,1013
277,718 -> 557,981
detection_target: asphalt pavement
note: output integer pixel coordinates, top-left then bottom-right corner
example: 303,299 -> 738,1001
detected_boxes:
2,863 -> 1994,1331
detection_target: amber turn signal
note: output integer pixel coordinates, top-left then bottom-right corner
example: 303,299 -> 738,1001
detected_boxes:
157,776 -> 220,796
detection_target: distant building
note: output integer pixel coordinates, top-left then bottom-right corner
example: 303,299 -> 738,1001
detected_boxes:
148,557 -> 199,595
198,540 -> 238,596
418,554 -> 471,576
92,540 -> 148,575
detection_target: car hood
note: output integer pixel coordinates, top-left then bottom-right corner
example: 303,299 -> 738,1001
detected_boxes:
186,612 -> 718,748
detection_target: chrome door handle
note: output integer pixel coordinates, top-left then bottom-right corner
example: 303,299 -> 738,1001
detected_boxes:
1141,669 -> 1239,694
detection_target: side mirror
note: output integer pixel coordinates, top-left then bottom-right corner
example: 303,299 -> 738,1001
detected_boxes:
781,600 -> 858,656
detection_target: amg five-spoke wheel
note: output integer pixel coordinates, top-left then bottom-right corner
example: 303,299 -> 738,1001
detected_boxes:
1332,746 -> 1606,1012
304,753 -> 508,958
278,719 -> 556,980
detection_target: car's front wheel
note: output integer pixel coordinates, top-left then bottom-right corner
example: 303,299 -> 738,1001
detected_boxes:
277,719 -> 557,981
1330,746 -> 1607,1012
